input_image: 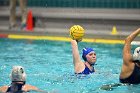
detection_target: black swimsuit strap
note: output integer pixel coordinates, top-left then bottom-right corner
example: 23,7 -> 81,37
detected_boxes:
6,83 -> 25,93
6,86 -> 11,92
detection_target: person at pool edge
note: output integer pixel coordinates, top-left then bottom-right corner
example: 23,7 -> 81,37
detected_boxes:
120,28 -> 140,84
71,39 -> 96,75
0,66 -> 46,93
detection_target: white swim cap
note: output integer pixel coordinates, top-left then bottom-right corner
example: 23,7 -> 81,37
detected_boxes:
133,47 -> 140,62
10,66 -> 26,82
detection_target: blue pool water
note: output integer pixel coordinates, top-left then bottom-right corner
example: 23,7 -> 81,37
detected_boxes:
0,38 -> 140,93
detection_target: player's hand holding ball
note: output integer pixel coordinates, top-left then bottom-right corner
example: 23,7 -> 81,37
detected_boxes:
69,25 -> 85,42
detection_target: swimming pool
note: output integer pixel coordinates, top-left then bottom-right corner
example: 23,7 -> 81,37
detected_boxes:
0,38 -> 140,93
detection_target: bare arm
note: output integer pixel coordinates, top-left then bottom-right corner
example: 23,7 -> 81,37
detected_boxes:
0,86 -> 8,93
71,40 -> 84,72
123,28 -> 140,65
24,84 -> 48,93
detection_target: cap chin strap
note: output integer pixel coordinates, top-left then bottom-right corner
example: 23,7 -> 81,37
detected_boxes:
12,81 -> 25,82
133,60 -> 140,63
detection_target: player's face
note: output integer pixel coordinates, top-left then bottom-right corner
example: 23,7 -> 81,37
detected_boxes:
86,51 -> 96,65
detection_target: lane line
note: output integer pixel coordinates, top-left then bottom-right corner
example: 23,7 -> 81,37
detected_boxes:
8,34 -> 125,44
0,34 -> 138,45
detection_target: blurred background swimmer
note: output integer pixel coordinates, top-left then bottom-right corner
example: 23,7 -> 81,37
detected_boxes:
0,66 -> 48,93
70,25 -> 97,75
120,28 -> 140,84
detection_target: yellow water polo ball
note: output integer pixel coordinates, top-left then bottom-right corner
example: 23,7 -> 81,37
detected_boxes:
69,25 -> 85,40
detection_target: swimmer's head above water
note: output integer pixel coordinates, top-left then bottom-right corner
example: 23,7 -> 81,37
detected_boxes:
82,48 -> 96,65
10,66 -> 26,82
133,47 -> 140,62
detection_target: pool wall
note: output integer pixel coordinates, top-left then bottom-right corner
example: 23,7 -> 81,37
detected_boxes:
0,7 -> 140,44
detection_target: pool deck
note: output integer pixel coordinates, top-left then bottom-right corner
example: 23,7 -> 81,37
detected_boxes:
0,6 -> 140,44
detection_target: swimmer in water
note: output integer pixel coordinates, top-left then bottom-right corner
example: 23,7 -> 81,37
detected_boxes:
120,28 -> 140,84
71,40 -> 96,75
0,66 -> 47,93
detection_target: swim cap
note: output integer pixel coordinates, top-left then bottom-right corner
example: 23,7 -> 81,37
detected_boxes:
82,48 -> 94,61
133,47 -> 140,62
10,66 -> 26,82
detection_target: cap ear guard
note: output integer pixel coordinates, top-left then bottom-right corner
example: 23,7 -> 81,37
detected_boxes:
10,66 -> 26,82
82,54 -> 87,61
133,47 -> 140,62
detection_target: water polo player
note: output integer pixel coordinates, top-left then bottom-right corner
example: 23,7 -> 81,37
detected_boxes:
120,28 -> 140,84
71,40 -> 96,75
70,25 -> 96,75
0,66 -> 45,92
